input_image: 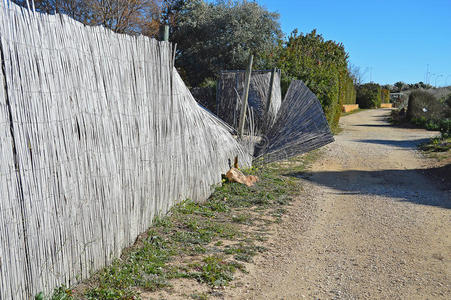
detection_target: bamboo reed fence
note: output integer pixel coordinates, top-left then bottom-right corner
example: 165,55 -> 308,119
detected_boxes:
0,1 -> 251,298
216,70 -> 334,161
255,80 -> 335,163
217,70 -> 282,135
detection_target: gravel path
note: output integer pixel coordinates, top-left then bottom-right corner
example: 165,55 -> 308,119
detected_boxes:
226,108 -> 450,299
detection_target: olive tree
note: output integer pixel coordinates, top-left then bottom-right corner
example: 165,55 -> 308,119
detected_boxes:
171,0 -> 282,86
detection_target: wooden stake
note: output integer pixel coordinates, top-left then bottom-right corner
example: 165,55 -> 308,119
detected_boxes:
163,25 -> 169,42
266,68 -> 276,115
238,54 -> 253,138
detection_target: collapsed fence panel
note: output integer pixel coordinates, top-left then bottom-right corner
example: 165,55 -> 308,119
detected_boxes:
256,80 -> 334,163
217,70 -> 282,134
0,1 -> 251,298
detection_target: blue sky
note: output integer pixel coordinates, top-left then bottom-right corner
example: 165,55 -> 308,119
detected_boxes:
256,0 -> 451,86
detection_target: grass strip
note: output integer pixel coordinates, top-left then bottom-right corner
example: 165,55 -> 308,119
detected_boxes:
43,153 -> 318,300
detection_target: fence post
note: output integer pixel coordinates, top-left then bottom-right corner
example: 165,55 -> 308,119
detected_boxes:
161,25 -> 169,41
238,54 -> 253,138
266,68 -> 276,115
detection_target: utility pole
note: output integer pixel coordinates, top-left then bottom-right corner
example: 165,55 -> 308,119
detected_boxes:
430,73 -> 436,87
435,74 -> 443,87
445,75 -> 451,86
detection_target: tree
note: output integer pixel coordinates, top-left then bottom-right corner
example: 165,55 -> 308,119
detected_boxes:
171,0 -> 282,86
13,0 -> 162,37
13,0 -> 88,19
417,81 -> 432,89
382,84 -> 394,91
348,63 -> 367,86
159,0 -> 185,26
262,29 -> 354,130
394,81 -> 406,92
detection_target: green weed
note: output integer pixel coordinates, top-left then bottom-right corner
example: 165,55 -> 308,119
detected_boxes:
191,256 -> 236,287
64,152 -> 317,299
36,286 -> 74,300
190,292 -> 209,300
419,136 -> 451,152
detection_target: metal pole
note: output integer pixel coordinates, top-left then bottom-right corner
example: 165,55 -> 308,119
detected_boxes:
445,75 -> 451,86
238,54 -> 253,138
430,73 -> 436,87
435,74 -> 443,87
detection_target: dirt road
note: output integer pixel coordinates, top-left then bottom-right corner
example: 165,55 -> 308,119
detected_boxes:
227,109 -> 450,299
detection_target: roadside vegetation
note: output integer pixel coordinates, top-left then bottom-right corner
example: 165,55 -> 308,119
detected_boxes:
419,136 -> 451,153
354,83 -> 390,109
356,83 -> 382,108
40,153 -> 318,300
261,29 -> 355,131
392,91 -> 450,132
390,91 -> 451,153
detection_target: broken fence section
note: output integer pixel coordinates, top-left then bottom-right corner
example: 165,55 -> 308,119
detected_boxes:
215,70 -> 334,163
216,70 -> 282,135
255,80 -> 335,163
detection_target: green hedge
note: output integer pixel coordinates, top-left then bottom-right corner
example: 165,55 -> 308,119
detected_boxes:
342,75 -> 356,105
411,117 -> 451,137
356,83 -> 382,108
444,94 -> 451,118
381,88 -> 390,103
262,30 -> 355,131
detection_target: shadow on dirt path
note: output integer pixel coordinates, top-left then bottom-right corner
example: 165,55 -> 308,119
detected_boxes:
288,166 -> 451,209
225,108 -> 451,300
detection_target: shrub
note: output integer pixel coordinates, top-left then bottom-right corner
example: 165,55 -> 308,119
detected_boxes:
406,90 -> 446,121
391,91 -> 451,138
381,88 -> 390,103
411,117 -> 451,137
438,118 -> 451,137
356,83 -> 382,108
445,94 -> 451,107
443,94 -> 451,118
261,29 -> 354,131
391,93 -> 409,109
342,75 -> 356,105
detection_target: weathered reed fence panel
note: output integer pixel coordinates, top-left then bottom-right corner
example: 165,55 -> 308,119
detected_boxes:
0,1 -> 251,298
0,42 -> 31,300
255,80 -> 334,163
217,70 -> 282,134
